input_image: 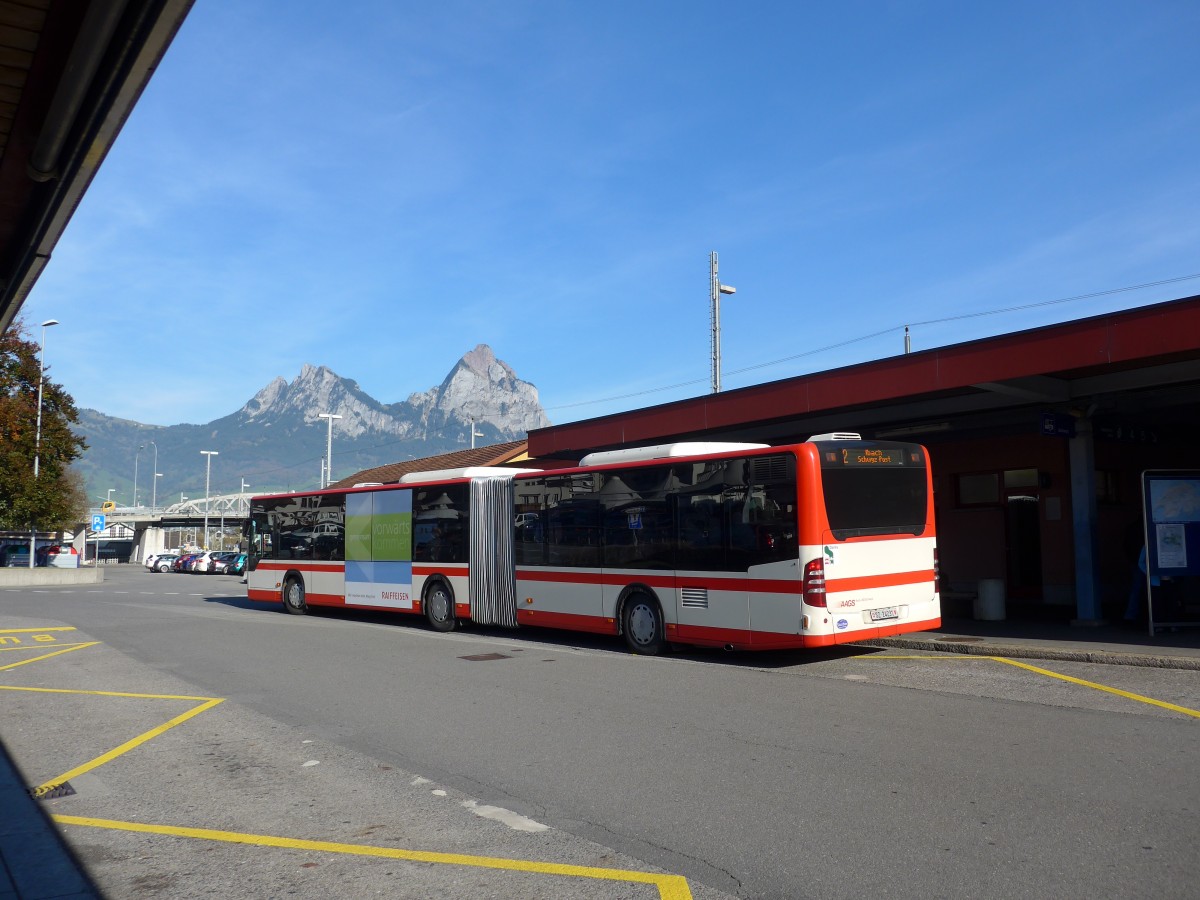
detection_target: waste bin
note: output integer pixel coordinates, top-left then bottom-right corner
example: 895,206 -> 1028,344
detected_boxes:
974,579 -> 1006,620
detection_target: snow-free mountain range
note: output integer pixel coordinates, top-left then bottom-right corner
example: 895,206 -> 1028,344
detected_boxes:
74,345 -> 550,504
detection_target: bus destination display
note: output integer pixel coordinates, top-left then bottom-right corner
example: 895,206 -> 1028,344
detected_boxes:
840,447 -> 906,467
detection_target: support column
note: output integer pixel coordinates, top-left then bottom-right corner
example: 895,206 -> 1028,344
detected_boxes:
1068,418 -> 1103,623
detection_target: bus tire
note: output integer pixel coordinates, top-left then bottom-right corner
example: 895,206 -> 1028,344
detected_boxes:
282,576 -> 308,615
621,593 -> 664,655
424,580 -> 456,632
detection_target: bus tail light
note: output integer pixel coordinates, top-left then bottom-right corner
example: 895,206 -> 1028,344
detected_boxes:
803,558 -> 827,608
933,547 -> 940,594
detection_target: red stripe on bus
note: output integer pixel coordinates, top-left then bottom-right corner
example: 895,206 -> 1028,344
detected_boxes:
670,613 -> 942,650
516,608 -> 619,636
255,561 -> 345,573
826,570 -> 935,592
413,564 -> 468,576
255,562 -> 467,577
516,568 -> 803,594
839,614 -> 942,643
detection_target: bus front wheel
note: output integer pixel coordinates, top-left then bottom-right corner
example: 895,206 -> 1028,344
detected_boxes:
282,577 -> 308,615
622,594 -> 664,655
424,581 -> 456,632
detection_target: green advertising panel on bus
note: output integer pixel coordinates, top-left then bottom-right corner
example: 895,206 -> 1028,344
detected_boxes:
345,490 -> 413,608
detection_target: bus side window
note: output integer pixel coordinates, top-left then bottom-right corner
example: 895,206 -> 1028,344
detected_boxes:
674,495 -> 726,571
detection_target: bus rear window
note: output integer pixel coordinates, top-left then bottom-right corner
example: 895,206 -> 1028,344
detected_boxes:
817,442 -> 928,539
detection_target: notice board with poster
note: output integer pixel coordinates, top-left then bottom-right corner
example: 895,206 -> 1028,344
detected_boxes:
1141,470 -> 1200,632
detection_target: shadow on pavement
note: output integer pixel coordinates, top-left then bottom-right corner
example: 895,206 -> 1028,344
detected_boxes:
0,737 -> 101,899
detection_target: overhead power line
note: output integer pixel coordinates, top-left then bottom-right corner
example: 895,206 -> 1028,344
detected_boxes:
544,272 -> 1200,412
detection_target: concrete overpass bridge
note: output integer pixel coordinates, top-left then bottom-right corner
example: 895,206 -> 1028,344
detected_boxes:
85,493 -> 251,561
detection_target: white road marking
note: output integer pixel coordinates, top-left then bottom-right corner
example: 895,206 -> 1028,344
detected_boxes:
461,800 -> 549,833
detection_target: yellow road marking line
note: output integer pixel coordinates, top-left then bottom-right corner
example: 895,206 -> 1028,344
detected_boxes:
0,641 -> 95,653
0,684 -> 218,701
34,698 -> 224,792
993,657 -> 1200,719
0,626 -> 77,633
52,815 -> 693,899
862,653 -> 1200,719
0,642 -> 99,671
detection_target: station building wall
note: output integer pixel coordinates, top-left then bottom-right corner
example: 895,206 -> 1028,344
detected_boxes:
929,425 -> 1195,620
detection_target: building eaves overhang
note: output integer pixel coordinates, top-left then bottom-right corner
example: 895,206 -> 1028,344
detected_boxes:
0,0 -> 194,333
329,440 -> 531,490
528,293 -> 1200,458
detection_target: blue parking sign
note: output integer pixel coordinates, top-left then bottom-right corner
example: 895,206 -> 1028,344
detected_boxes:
91,514 -> 106,532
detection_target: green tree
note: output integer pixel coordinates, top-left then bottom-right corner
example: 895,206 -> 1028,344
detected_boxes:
0,319 -> 88,531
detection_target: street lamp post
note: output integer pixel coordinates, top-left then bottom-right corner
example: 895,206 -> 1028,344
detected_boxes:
30,318 -> 59,567
200,450 -> 218,550
133,444 -> 144,508
240,478 -> 250,517
106,489 -> 116,505
149,441 -> 158,508
709,251 -> 736,394
317,413 -> 342,489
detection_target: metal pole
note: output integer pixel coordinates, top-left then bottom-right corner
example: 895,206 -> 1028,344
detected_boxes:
31,319 -> 59,567
150,441 -> 158,508
709,252 -> 736,394
317,413 -> 341,488
200,450 -> 218,550
133,444 -> 143,508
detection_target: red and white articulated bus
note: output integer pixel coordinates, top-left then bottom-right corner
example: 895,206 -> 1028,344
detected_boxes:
244,434 -> 939,653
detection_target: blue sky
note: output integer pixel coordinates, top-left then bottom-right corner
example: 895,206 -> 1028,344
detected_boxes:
21,0 -> 1200,427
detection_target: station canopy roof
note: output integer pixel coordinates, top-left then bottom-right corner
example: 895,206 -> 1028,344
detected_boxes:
0,0 -> 193,333
528,294 -> 1200,459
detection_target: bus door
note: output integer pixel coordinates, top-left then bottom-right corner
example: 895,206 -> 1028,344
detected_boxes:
734,455 -> 802,638
673,462 -> 749,640
515,475 -> 604,627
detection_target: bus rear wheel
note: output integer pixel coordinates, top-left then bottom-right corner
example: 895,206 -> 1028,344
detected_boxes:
424,581 -> 456,632
282,576 -> 308,615
622,593 -> 664,655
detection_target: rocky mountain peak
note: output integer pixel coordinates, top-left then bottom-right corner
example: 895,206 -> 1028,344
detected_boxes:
74,345 -> 551,501
429,345 -> 549,433
461,344 -> 498,374
235,345 -> 548,440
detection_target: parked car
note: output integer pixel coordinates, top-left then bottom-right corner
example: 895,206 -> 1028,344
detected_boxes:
172,553 -> 199,573
208,551 -> 240,574
1,543 -> 31,567
150,554 -> 178,573
39,545 -> 79,568
224,552 -> 247,576
192,551 -> 230,573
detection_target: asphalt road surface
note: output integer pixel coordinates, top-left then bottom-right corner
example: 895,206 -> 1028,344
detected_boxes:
3,566 -> 1198,899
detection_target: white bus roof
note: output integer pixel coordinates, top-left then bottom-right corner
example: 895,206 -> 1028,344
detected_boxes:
807,432 -> 862,442
578,442 -> 771,467
398,466 -> 542,484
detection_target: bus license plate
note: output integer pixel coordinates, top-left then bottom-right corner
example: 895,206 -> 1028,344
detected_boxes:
869,606 -> 899,622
